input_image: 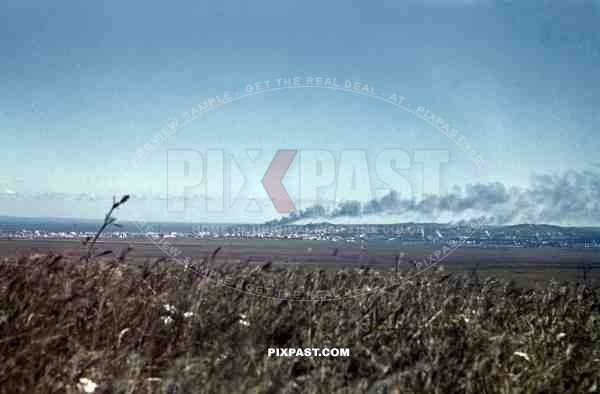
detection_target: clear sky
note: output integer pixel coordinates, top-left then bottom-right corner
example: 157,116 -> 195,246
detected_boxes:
1,0 -> 599,225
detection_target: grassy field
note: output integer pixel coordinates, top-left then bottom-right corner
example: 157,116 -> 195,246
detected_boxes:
1,248 -> 600,393
3,239 -> 600,287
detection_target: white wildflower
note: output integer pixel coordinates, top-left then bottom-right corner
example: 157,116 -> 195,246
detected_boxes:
163,304 -> 177,314
513,351 -> 530,361
77,378 -> 98,393
556,332 -> 567,340
161,316 -> 174,325
216,351 -> 231,362
183,311 -> 194,318
239,314 -> 250,326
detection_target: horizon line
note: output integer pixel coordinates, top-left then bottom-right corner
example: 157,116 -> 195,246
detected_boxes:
1,214 -> 600,229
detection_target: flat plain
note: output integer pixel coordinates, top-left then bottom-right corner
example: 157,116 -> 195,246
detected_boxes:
3,238 -> 600,286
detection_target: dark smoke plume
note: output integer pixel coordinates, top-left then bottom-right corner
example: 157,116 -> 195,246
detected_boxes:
267,169 -> 600,226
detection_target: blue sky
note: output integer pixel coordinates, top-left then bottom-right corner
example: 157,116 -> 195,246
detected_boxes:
1,0 -> 599,224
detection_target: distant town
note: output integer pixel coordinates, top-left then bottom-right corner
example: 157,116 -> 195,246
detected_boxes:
3,221 -> 600,249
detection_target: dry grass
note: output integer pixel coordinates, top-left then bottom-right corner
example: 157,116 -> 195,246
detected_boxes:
0,254 -> 599,393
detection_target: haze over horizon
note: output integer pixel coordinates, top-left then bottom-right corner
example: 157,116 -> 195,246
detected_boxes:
2,0 -> 599,226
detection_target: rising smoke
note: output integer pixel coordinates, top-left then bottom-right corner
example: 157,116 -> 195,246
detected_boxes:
268,169 -> 600,226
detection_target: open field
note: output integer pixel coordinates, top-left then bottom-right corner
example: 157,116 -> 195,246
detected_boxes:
3,239 -> 600,286
1,253 -> 599,393
2,232 -> 600,391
